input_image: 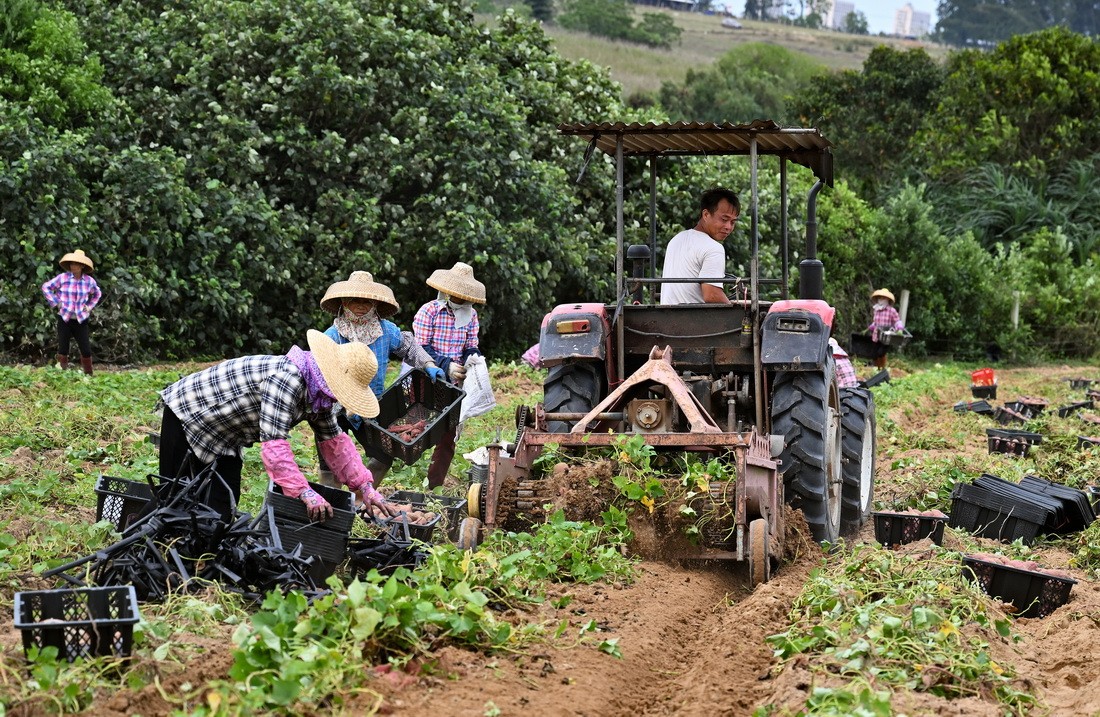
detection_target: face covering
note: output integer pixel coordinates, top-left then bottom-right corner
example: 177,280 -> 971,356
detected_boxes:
334,306 -> 383,344
439,291 -> 474,328
285,346 -> 335,414
875,299 -> 888,308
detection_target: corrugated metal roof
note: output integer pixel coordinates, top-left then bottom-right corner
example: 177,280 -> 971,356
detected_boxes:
558,120 -> 833,185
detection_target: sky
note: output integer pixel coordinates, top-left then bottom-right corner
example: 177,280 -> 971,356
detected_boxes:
857,1 -> 939,35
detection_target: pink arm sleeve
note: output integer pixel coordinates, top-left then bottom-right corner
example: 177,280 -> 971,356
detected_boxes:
317,432 -> 373,491
260,439 -> 310,498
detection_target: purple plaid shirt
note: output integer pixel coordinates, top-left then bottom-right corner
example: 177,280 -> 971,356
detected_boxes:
868,304 -> 903,341
835,355 -> 858,388
41,272 -> 102,322
412,299 -> 479,363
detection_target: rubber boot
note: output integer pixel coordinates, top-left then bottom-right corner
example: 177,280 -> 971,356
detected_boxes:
316,469 -> 341,489
55,354 -> 68,370
80,356 -> 93,376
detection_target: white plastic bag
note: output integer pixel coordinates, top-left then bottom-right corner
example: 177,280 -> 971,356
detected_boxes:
459,355 -> 496,423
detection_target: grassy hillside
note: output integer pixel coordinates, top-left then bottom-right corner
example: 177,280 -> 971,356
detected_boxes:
504,9 -> 951,98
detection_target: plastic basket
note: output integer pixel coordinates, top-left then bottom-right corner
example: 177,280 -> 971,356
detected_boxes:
879,328 -> 912,348
986,428 -> 1041,457
971,384 -> 997,399
355,370 -> 465,464
873,511 -> 946,548
15,586 -> 140,661
1068,378 -> 1094,390
971,368 -> 996,387
1087,486 -> 1100,514
95,475 -> 155,532
948,483 -> 1048,544
1004,401 -> 1042,419
265,481 -> 356,533
1057,400 -> 1094,418
993,405 -> 1028,425
962,555 -> 1076,618
954,400 -> 993,415
848,332 -> 879,359
383,510 -> 442,543
256,507 -> 349,571
1079,436 -> 1100,451
386,490 -> 468,534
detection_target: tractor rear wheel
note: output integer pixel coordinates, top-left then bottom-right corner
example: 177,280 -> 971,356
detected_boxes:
770,359 -> 843,544
840,387 -> 876,536
543,362 -> 602,433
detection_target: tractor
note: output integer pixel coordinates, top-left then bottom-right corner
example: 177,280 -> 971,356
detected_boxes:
460,121 -> 876,585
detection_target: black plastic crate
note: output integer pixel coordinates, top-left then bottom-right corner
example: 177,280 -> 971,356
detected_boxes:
948,483 -> 1049,544
974,474 -> 1067,532
15,586 -> 140,661
962,555 -> 1076,618
992,405 -> 1029,425
848,332 -> 878,359
265,481 -> 356,533
347,536 -> 428,576
383,510 -> 443,543
1004,401 -> 1042,419
1079,436 -> 1100,451
873,511 -> 946,548
1019,475 -> 1096,532
256,507 -> 349,574
1068,378 -> 1095,390
1057,400 -> 1094,418
860,369 -> 890,388
1087,486 -> 1100,515
95,475 -> 155,532
954,400 -> 994,416
986,428 -> 1042,457
387,490 -> 468,533
971,384 -> 998,399
355,370 -> 465,465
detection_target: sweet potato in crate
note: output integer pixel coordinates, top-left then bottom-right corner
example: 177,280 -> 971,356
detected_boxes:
962,554 -> 1076,618
873,510 -> 947,548
355,369 -> 465,464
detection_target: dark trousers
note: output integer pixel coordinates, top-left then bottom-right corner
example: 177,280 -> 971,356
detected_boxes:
426,425 -> 457,488
159,405 -> 243,517
57,317 -> 92,357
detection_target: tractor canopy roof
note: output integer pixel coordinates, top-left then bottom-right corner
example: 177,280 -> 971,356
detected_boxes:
559,120 -> 833,186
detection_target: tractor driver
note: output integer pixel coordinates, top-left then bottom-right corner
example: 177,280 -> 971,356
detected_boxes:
659,187 -> 740,305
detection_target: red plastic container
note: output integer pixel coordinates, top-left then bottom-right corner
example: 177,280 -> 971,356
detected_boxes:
971,368 -> 996,387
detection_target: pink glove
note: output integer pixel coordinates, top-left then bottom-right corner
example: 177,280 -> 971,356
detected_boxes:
299,488 -> 334,521
260,439 -> 310,497
316,432 -> 373,492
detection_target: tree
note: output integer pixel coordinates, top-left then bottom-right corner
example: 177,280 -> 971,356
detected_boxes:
843,10 -> 868,34
659,42 -> 823,124
936,0 -> 1050,46
916,27 -> 1100,180
789,46 -> 944,200
525,0 -> 553,21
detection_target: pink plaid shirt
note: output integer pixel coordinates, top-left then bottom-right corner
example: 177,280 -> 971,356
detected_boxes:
412,299 -> 479,363
41,272 -> 102,322
835,355 -> 858,388
868,304 -> 903,341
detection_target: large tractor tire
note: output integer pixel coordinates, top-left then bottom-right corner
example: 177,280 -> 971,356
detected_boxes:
840,387 -> 876,536
771,359 -> 843,544
543,362 -> 603,433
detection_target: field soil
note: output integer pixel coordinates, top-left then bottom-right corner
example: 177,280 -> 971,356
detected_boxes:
2,364 -> 1099,716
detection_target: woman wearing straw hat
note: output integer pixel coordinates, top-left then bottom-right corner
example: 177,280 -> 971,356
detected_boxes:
41,249 -> 102,375
157,330 -> 396,521
867,288 -> 905,369
413,261 -> 486,488
318,271 -> 445,486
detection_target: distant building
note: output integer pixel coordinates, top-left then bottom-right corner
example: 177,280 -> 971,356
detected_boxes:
825,0 -> 855,30
894,2 -> 931,37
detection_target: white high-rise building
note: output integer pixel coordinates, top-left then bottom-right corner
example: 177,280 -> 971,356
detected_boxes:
895,3 -> 931,36
825,1 -> 855,30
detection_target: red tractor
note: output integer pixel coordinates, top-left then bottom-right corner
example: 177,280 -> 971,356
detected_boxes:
462,121 -> 876,585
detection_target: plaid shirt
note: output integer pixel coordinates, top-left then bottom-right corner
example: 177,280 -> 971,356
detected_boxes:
160,355 -> 340,465
835,355 -> 858,388
412,299 -> 479,363
41,272 -> 102,322
868,304 -> 903,341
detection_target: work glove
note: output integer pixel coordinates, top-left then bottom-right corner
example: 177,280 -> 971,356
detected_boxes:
447,362 -> 467,382
299,488 -> 334,521
357,484 -> 397,519
424,364 -> 446,383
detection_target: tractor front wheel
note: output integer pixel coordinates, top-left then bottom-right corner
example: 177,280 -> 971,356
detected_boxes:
543,362 -> 603,433
771,360 -> 843,544
840,387 -> 876,536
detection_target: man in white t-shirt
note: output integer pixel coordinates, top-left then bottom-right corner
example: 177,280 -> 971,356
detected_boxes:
660,188 -> 740,304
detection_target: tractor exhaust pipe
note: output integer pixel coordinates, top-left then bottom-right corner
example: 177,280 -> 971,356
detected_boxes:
799,180 -> 825,300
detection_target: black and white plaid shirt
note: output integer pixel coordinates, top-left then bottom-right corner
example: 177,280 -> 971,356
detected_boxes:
160,355 -> 340,464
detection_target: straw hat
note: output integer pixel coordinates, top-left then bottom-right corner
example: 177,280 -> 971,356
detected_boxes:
60,249 -> 94,272
306,329 -> 380,418
320,271 -> 399,318
870,288 -> 895,304
426,261 -> 486,304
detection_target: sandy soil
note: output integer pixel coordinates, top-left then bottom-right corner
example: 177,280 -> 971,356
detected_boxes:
3,364 -> 1099,716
